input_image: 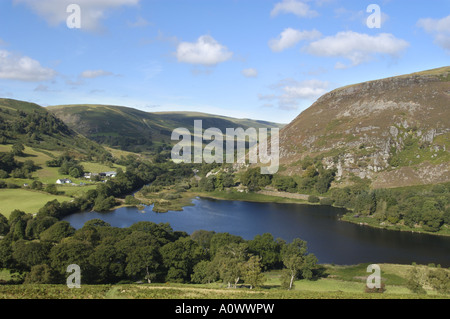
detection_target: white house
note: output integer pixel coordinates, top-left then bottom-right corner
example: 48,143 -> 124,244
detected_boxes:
101,171 -> 117,178
56,179 -> 72,184
84,173 -> 99,179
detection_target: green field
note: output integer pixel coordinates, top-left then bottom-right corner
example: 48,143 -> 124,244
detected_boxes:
0,189 -> 71,217
0,264 -> 447,299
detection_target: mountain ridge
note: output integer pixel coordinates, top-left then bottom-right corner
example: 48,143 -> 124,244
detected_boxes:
47,104 -> 284,152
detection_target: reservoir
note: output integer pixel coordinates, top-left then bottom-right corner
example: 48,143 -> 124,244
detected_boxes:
63,197 -> 450,267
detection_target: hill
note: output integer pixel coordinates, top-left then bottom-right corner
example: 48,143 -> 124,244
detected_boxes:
47,104 -> 284,152
279,66 -> 450,188
0,98 -> 111,161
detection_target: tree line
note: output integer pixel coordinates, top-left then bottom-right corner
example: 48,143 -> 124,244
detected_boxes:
328,182 -> 450,232
0,215 -> 318,289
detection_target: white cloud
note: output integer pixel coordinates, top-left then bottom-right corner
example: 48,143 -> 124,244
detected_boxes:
242,68 -> 258,78
271,0 -> 318,18
81,70 -> 113,79
269,28 -> 321,52
262,78 -> 329,110
176,35 -> 233,66
304,31 -> 409,68
279,79 -> 329,109
417,15 -> 450,52
14,0 -> 140,31
0,50 -> 56,82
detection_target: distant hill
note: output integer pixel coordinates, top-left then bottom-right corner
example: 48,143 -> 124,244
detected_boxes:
47,104 -> 284,152
0,98 -> 110,161
279,66 -> 450,188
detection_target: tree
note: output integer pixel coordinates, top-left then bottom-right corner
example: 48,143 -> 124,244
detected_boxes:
240,167 -> 271,191
0,236 -> 14,268
30,180 -> 43,190
25,216 -> 58,239
73,226 -> 101,246
69,167 -> 82,178
308,195 -> 320,203
8,210 -> 30,241
40,221 -> 75,243
160,237 -> 205,283
191,260 -> 219,284
209,232 -> 244,258
12,240 -> 50,270
93,196 -> 117,212
49,240 -> 95,284
125,246 -> 160,283
88,243 -> 125,283
191,230 -> 216,255
0,214 -> 9,236
421,201 -> 444,232
315,169 -> 335,194
8,210 -> 26,225
83,219 -> 111,228
199,176 -> 216,192
11,142 -> 24,156
213,242 -> 248,288
406,266 -> 427,294
241,255 -> 265,289
272,175 -> 297,192
280,239 -> 318,290
428,269 -> 450,294
248,233 -> 281,270
45,184 -> 59,195
25,264 -> 56,284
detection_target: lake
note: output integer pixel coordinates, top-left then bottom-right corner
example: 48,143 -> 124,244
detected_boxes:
63,197 -> 450,267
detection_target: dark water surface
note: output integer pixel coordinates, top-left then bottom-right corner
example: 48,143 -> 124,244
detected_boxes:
63,198 -> 450,266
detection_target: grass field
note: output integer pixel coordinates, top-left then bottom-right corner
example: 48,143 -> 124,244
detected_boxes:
0,263 -> 448,299
0,189 -> 71,217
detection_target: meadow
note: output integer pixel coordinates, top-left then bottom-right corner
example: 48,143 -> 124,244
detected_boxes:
0,189 -> 71,218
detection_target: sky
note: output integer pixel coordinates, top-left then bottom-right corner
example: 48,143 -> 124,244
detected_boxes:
0,0 -> 449,124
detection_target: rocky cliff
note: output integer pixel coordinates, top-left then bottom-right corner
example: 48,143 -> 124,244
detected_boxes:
279,67 -> 450,188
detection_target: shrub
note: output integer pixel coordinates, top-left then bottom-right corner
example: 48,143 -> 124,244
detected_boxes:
320,197 -> 334,206
308,195 -> 320,204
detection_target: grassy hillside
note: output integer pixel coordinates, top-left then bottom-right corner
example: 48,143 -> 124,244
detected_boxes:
0,99 -> 111,161
47,104 -> 284,153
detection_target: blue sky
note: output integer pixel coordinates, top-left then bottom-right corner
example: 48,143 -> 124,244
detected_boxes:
0,0 -> 449,124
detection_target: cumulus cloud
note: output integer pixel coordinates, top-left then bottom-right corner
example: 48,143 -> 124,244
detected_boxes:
176,35 -> 233,66
261,78 -> 329,110
269,28 -> 321,52
81,69 -> 113,79
271,0 -> 318,18
0,50 -> 56,82
242,68 -> 258,78
417,15 -> 450,52
13,0 -> 140,31
304,31 -> 409,68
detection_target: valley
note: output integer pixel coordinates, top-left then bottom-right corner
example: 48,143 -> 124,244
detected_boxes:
0,67 -> 449,299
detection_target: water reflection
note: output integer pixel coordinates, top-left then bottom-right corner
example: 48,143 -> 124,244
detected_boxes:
63,198 -> 450,266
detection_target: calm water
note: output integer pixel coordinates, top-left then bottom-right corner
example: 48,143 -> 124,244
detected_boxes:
63,198 -> 450,266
